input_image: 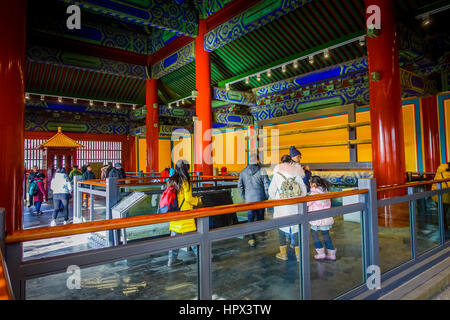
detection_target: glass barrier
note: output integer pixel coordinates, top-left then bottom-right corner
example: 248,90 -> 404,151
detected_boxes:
25,249 -> 198,300
310,212 -> 363,300
212,220 -> 302,300
377,202 -> 412,273
414,187 -> 440,255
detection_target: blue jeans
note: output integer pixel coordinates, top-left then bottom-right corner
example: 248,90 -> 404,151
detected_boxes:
168,231 -> 198,262
248,209 -> 265,240
310,229 -> 334,250
34,201 -> 42,213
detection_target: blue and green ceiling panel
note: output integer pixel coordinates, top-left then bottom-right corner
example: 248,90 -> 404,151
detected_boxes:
25,59 -> 146,105
58,0 -> 198,36
151,42 -> 195,78
150,29 -> 179,54
199,0 -> 235,19
28,1 -> 150,54
204,0 -> 313,52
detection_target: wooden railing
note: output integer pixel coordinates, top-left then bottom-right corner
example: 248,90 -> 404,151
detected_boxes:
5,189 -> 368,244
0,249 -> 13,300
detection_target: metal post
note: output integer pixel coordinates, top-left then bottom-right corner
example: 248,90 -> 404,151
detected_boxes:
197,171 -> 202,188
106,177 -> 119,246
5,243 -> 23,300
436,183 -> 445,245
0,208 -> 5,255
348,104 -> 358,163
197,216 -> 212,300
73,175 -> 82,223
298,202 -> 310,300
89,184 -> 94,222
358,178 -> 380,281
408,187 -> 417,260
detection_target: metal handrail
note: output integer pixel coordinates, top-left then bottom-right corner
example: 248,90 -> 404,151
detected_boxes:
377,177 -> 450,192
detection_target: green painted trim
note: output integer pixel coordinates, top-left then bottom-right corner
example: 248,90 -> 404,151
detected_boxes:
217,31 -> 365,87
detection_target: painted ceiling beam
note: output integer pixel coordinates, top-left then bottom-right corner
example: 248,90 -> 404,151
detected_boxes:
217,31 -> 365,87
58,0 -> 198,37
29,30 -> 148,66
204,0 -> 313,52
27,45 -> 147,80
150,0 -> 263,66
151,42 -> 195,79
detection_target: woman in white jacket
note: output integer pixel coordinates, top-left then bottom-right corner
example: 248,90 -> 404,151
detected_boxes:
269,155 -> 307,262
50,168 -> 73,226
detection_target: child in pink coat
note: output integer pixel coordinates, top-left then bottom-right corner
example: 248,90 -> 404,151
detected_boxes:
307,176 -> 337,261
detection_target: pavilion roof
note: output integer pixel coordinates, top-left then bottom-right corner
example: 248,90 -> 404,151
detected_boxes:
37,127 -> 84,149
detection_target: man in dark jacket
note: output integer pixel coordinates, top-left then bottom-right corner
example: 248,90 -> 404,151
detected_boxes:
238,154 -> 270,247
108,162 -> 126,179
27,166 -> 39,208
82,165 -> 96,180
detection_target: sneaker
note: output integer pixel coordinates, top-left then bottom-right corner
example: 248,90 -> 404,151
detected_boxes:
167,259 -> 183,267
50,219 -> 57,227
63,220 -> 70,225
248,239 -> 256,247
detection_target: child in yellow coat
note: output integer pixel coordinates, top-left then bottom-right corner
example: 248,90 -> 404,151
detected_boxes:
167,160 -> 202,267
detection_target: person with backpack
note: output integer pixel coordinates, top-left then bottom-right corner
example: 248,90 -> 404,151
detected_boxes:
160,159 -> 202,267
307,176 -> 336,261
30,172 -> 46,215
27,166 -> 39,208
268,155 -> 307,262
289,146 -> 311,193
238,153 -> 270,247
50,168 -> 73,226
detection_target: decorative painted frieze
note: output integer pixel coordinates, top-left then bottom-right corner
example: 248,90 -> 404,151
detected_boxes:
213,87 -> 256,106
255,57 -> 369,97
214,113 -> 254,126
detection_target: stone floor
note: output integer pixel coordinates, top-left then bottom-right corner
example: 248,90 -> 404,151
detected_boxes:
22,194 -> 448,300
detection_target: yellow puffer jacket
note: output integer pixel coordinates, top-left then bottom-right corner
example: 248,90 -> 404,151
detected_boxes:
432,164 -> 450,204
169,180 -> 201,233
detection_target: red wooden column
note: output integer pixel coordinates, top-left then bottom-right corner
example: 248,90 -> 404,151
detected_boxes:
195,19 -> 213,176
365,0 -> 407,227
146,78 -> 159,173
421,95 -> 441,173
0,0 -> 27,233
